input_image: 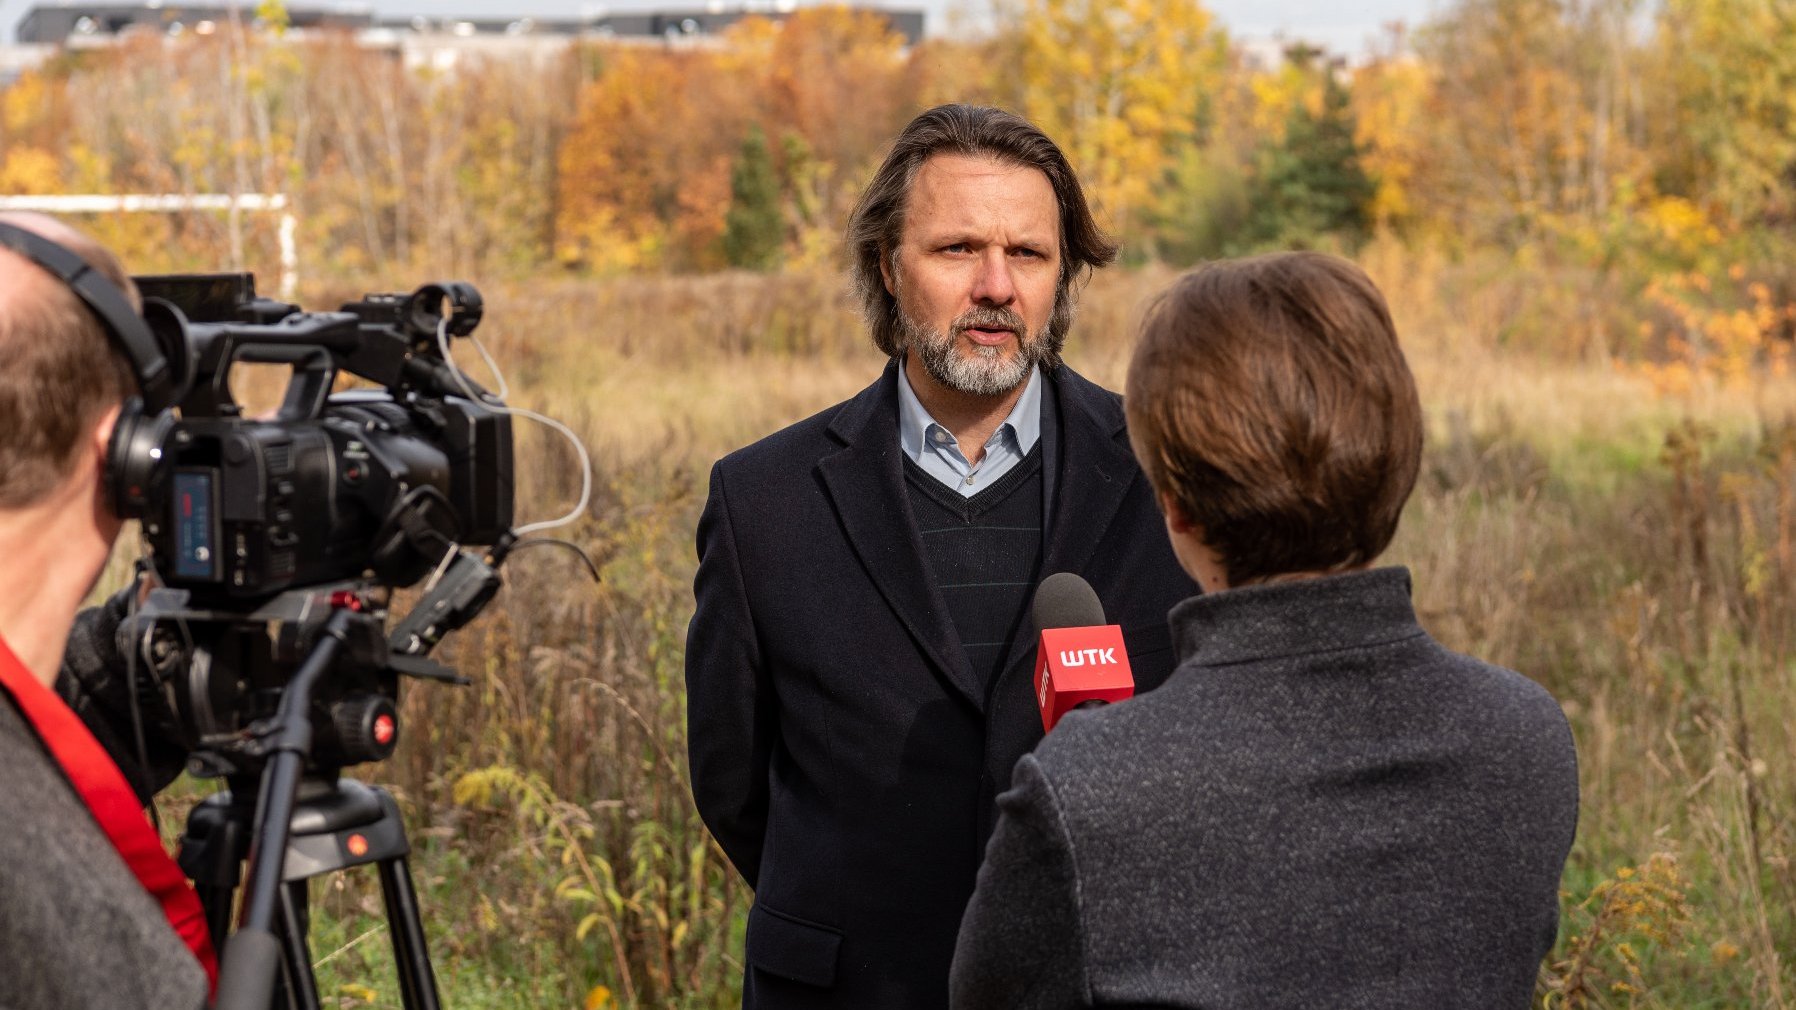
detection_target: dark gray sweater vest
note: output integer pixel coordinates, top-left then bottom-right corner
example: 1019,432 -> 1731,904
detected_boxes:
903,445 -> 1045,693
0,694 -> 209,1010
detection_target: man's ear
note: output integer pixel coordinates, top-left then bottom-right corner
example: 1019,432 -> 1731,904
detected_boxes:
89,402 -> 121,475
1159,490 -> 1196,535
879,245 -> 896,297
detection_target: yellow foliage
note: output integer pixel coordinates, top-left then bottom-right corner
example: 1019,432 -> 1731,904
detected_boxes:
996,0 -> 1226,230
1539,852 -> 1692,1007
3,75 -> 45,132
0,146 -> 62,195
1248,62 -> 1322,142
1351,57 -> 1431,227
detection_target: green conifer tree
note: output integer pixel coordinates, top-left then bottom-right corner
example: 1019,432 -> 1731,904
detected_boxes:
1243,70 -> 1377,250
723,126 -> 784,271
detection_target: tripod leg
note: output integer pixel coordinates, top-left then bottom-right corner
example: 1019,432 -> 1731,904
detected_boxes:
379,855 -> 442,1010
276,880 -> 322,1010
195,883 -> 237,957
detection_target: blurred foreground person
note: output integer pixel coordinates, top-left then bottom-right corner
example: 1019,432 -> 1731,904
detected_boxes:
951,251 -> 1579,1009
0,213 -> 213,1009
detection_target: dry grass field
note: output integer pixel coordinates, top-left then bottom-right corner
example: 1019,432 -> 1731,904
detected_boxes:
137,249 -> 1796,1009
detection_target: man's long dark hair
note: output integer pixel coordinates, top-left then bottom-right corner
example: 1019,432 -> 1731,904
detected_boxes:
845,104 -> 1118,365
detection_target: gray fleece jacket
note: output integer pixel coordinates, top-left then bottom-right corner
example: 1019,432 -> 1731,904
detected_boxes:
0,686 -> 207,1010
950,567 -> 1579,1009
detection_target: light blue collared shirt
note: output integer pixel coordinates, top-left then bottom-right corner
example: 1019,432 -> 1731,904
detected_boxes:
898,363 -> 1043,498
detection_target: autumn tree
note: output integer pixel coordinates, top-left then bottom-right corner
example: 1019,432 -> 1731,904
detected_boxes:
0,69 -> 69,195
1349,37 -> 1434,235
1652,0 -> 1796,228
555,45 -> 739,272
991,0 -> 1228,235
1412,0 -> 1653,246
719,7 -> 916,259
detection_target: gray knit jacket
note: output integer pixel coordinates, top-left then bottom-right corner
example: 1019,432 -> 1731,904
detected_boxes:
950,567 -> 1579,1009
0,691 -> 208,1009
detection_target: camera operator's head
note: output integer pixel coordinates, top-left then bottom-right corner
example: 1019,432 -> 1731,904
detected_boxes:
1125,251 -> 1423,592
0,212 -> 140,682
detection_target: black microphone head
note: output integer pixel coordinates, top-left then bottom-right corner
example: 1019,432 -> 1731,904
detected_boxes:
1033,572 -> 1106,633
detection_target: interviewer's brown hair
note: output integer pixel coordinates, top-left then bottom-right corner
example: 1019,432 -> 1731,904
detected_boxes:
0,213 -> 138,509
1125,252 -> 1422,585
846,104 -> 1117,364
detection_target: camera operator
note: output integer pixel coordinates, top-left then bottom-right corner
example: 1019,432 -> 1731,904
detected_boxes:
0,212 -> 213,1009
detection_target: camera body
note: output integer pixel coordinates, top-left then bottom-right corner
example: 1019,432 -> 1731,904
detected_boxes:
115,274 -> 518,773
135,274 -> 513,602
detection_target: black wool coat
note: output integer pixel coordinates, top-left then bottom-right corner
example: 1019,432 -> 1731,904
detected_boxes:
685,360 -> 1197,1009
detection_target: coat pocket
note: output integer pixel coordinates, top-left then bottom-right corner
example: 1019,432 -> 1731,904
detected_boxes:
745,902 -> 843,987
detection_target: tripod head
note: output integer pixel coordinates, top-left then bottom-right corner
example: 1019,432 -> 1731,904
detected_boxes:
121,544 -> 508,1010
123,540 -> 505,782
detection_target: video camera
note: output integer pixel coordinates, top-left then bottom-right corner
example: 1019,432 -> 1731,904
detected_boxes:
120,273 -> 520,775
134,273 -> 513,601
108,273 -> 552,1009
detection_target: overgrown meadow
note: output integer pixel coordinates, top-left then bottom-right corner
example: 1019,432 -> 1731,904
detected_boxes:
125,248 -> 1794,1010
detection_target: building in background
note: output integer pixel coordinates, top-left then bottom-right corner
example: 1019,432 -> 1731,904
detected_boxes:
6,2 -> 923,78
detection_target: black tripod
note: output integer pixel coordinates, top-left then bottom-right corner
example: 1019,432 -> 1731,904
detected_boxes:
181,775 -> 440,1010
142,551 -> 505,1009
165,605 -> 457,1010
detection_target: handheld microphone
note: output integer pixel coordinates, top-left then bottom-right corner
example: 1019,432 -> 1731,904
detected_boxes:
1030,572 -> 1134,732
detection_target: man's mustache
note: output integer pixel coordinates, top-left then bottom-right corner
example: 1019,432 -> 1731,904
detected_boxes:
953,306 -> 1026,336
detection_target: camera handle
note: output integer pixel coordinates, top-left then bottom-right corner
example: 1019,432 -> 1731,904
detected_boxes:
212,606 -> 355,1010
185,315 -> 353,421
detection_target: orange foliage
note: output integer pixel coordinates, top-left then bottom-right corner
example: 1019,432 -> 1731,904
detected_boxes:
555,46 -> 746,273
555,8 -> 915,273
1633,269 -> 1795,395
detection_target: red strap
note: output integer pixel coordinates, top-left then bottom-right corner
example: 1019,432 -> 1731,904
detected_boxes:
0,635 -> 219,989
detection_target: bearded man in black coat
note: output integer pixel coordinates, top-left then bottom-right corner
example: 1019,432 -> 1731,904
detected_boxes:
684,105 -> 1196,1008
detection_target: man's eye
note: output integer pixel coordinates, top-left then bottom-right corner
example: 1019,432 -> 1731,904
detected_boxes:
1014,247 -> 1043,259
942,243 -> 971,254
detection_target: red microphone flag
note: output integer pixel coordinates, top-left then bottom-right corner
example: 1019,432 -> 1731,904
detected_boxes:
1032,624 -> 1134,732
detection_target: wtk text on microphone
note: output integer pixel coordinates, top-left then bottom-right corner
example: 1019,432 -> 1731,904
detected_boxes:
685,104 -> 1578,1010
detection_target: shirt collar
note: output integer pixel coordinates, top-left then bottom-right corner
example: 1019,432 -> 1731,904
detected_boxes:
896,359 -> 1043,461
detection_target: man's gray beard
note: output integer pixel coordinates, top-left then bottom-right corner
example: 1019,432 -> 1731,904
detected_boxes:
898,307 -> 1044,397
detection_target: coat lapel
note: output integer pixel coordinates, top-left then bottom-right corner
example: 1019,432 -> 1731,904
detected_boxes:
818,361 -> 984,709
988,366 -> 1141,693
1039,366 -> 1140,581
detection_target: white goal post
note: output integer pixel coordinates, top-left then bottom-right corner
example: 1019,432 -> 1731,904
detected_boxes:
0,193 -> 298,300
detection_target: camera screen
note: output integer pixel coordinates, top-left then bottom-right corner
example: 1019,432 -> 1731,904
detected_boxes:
172,469 -> 219,582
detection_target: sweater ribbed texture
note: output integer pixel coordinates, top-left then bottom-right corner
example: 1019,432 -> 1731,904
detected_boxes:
904,444 -> 1044,692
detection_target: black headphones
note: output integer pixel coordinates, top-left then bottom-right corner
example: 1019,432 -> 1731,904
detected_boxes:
0,221 -> 192,519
